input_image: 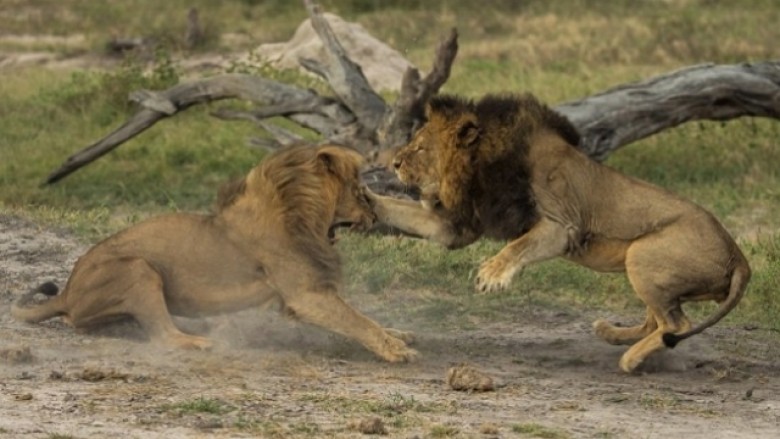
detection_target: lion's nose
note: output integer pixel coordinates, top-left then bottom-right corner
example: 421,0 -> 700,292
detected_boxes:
392,158 -> 402,170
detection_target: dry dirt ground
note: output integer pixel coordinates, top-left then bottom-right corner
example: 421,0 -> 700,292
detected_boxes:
2,214 -> 780,439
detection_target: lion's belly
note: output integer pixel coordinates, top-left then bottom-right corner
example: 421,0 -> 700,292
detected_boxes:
567,237 -> 630,273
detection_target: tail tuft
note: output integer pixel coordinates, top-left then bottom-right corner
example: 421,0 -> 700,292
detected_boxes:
662,332 -> 681,348
38,281 -> 59,296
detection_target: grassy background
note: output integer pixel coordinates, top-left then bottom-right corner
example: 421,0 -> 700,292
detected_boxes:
1,0 -> 778,330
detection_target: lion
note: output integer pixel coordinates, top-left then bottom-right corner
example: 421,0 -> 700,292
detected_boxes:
367,93 -> 750,372
12,143 -> 418,363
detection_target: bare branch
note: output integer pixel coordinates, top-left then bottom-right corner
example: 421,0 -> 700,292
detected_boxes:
302,0 -> 387,134
44,74 -> 351,184
422,27 -> 459,92
555,61 -> 780,160
258,120 -> 305,145
298,57 -> 329,79
247,137 -> 284,152
211,96 -> 336,121
377,28 -> 459,152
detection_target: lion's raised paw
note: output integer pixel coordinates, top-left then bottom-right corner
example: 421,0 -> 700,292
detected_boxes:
475,256 -> 516,294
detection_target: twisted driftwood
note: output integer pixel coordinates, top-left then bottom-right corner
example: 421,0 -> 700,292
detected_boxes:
45,0 -> 780,191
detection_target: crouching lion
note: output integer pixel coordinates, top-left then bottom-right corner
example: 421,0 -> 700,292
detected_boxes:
368,93 -> 750,372
12,144 -> 417,363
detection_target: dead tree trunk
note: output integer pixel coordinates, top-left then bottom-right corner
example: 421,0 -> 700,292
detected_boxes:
557,62 -> 780,160
44,0 -> 780,192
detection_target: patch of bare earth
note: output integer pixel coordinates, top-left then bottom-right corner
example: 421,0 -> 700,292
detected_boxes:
2,214 -> 779,438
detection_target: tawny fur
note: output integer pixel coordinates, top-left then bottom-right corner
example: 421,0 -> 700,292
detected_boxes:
368,93 -> 750,373
12,144 -> 417,362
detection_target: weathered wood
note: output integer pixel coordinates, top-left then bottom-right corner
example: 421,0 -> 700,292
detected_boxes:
377,28 -> 459,151
556,61 -> 780,160
302,0 -> 387,136
46,60 -> 780,187
44,74 -> 351,184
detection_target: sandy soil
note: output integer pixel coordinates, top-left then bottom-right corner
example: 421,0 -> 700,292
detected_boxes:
2,214 -> 779,439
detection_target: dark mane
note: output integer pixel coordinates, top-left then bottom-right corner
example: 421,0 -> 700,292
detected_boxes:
428,93 -> 581,241
427,94 -> 474,117
476,93 -> 581,147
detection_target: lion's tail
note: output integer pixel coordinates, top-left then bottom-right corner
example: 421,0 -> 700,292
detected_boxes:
662,259 -> 751,348
11,281 -> 66,323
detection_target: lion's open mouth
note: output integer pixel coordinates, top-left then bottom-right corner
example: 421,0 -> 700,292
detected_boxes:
327,221 -> 359,243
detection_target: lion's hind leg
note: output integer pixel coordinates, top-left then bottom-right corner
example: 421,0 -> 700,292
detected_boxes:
618,258 -> 692,373
281,289 -> 419,362
68,257 -> 212,350
619,311 -> 691,373
593,307 -> 658,346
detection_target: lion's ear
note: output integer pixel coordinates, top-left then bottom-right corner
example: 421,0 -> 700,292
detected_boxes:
457,118 -> 480,149
316,145 -> 364,178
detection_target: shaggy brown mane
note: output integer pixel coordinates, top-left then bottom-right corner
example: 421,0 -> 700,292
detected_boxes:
255,144 -> 364,288
427,93 -> 581,242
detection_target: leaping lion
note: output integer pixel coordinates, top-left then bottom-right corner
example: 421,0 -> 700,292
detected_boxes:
368,93 -> 750,372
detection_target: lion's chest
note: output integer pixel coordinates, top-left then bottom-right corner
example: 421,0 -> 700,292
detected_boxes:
473,163 -> 538,241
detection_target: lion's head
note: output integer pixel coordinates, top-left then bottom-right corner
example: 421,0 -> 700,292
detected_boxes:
220,143 -> 374,234
392,95 -> 479,206
217,143 -> 374,284
393,93 -> 580,240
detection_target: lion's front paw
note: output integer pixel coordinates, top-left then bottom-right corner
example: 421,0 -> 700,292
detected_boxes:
475,256 -> 517,294
384,328 -> 416,345
378,336 -> 420,363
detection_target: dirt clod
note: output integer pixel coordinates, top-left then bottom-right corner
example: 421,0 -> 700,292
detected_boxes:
0,346 -> 34,364
77,368 -> 130,382
446,363 -> 495,392
349,417 -> 387,435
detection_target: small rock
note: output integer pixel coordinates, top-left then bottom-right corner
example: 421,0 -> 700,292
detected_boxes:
0,346 -> 34,364
79,368 -> 106,382
479,423 -> 499,435
349,417 -> 387,435
446,363 -> 495,392
195,418 -> 224,430
16,371 -> 35,380
14,393 -> 33,401
77,368 -> 130,382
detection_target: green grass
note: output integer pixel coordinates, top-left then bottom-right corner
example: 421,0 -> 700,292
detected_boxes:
429,424 -> 460,438
163,397 -> 234,415
1,0 -> 779,332
512,423 -> 570,439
